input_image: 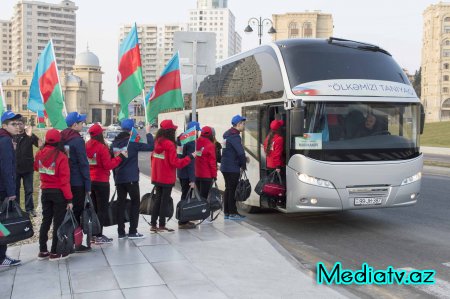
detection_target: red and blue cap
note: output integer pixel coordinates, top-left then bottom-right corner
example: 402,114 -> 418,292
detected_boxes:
1,111 -> 22,124
66,112 -> 87,127
231,114 -> 246,126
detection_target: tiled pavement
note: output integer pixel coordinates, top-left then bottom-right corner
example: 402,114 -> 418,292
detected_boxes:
0,174 -> 348,299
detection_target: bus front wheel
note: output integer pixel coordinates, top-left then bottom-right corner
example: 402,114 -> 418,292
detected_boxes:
237,201 -> 260,214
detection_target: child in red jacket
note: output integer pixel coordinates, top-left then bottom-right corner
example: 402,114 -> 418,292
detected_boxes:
263,120 -> 285,175
195,126 -> 217,200
86,124 -> 126,244
151,120 -> 193,233
35,129 -> 73,261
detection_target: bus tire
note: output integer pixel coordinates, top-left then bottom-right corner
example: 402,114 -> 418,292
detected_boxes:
237,201 -> 260,214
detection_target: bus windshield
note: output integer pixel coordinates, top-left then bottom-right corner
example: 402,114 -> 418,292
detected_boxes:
293,102 -> 420,162
279,41 -> 410,88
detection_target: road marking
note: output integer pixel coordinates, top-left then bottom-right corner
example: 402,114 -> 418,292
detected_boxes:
443,262 -> 450,268
400,267 -> 450,299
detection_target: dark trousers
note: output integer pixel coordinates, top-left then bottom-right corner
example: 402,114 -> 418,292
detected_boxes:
15,171 -> 35,212
0,193 -> 7,261
71,186 -> 85,225
196,179 -> 213,200
179,179 -> 190,225
151,185 -> 172,227
222,172 -> 240,215
39,190 -> 67,254
91,182 -> 110,236
116,182 -> 140,235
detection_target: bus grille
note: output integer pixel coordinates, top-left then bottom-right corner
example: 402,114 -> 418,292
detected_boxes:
347,186 -> 391,197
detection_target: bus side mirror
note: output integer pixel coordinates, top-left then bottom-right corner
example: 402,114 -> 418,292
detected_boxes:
420,104 -> 425,135
290,100 -> 304,136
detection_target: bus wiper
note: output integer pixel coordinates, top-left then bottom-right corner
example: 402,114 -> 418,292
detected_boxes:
356,45 -> 391,56
327,37 -> 391,56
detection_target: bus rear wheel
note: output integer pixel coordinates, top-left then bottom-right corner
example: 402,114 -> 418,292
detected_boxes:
237,201 -> 260,214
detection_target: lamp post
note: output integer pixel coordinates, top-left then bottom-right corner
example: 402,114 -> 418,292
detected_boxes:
244,17 -> 276,45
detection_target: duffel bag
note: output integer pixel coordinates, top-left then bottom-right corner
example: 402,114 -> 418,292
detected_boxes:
207,182 -> 223,212
176,187 -> 210,223
235,170 -> 251,202
56,209 -> 78,255
104,189 -> 131,226
140,187 -> 155,216
262,171 -> 286,198
0,200 -> 34,245
81,194 -> 101,243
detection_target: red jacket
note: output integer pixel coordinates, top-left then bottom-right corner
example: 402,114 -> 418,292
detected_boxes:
264,133 -> 285,169
34,146 -> 72,201
195,136 -> 217,179
86,139 -> 122,183
151,137 -> 192,186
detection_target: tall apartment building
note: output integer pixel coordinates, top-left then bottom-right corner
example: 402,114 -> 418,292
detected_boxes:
188,0 -> 241,61
272,11 -> 333,41
119,23 -> 187,92
422,2 -> 450,122
0,21 -> 12,72
10,0 -> 77,73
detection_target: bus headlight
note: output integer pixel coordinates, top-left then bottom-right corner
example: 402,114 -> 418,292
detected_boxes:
401,172 -> 422,186
297,173 -> 335,189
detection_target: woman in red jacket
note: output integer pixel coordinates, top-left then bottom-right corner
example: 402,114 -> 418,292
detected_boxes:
195,126 -> 217,200
263,120 -> 285,176
86,124 -> 126,244
34,129 -> 73,261
151,120 -> 193,233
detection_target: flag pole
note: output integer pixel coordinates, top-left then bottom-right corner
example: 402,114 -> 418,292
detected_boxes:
50,39 -> 68,117
142,89 -> 148,125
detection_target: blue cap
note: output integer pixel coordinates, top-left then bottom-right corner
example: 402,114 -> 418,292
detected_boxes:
121,119 -> 134,131
231,115 -> 246,126
1,111 -> 22,123
187,121 -> 201,131
66,112 -> 87,127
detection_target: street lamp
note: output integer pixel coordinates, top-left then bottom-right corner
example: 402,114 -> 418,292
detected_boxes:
244,17 -> 276,46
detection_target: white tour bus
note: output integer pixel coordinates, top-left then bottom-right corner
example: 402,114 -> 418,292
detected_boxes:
161,37 -> 425,213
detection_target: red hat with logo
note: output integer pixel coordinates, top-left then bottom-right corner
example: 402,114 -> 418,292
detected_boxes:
45,129 -> 61,144
270,120 -> 284,131
160,119 -> 178,130
201,126 -> 213,137
88,123 -> 105,137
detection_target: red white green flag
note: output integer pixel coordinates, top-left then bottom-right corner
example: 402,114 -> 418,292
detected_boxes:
146,52 -> 184,123
118,23 -> 144,120
0,222 -> 10,237
179,126 -> 196,145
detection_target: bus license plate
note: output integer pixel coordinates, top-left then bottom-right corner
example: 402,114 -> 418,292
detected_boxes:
354,197 -> 383,206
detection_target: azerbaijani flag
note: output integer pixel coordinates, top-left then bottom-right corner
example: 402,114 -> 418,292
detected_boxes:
118,23 -> 144,121
146,52 -> 184,123
179,126 -> 196,145
129,127 -> 141,143
37,110 -> 46,128
0,81 -> 6,116
0,222 -> 10,237
28,40 -> 67,130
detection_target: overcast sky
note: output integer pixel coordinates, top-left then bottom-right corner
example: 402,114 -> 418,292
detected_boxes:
0,0 -> 441,102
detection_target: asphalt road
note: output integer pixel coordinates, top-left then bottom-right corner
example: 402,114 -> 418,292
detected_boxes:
423,153 -> 450,164
137,132 -> 450,298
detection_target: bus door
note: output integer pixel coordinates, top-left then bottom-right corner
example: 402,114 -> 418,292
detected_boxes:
243,103 -> 286,207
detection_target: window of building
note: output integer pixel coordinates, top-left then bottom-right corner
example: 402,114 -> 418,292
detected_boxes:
444,49 -> 450,57
445,63 -> 449,69
445,17 -> 450,22
7,104 -> 11,110
22,79 -> 27,85
443,98 -> 450,108
289,22 -> 299,38
303,22 -> 313,38
444,75 -> 449,81
6,91 -> 11,97
22,91 -> 27,98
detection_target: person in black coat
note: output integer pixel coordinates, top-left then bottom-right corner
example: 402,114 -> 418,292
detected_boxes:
0,111 -> 22,267
13,118 -> 41,216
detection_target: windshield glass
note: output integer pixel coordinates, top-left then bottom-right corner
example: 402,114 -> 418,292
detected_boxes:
292,102 -> 420,162
279,42 -> 410,88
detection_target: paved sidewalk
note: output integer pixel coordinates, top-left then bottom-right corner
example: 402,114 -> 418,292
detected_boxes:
421,146 -> 450,156
0,174 -> 348,299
